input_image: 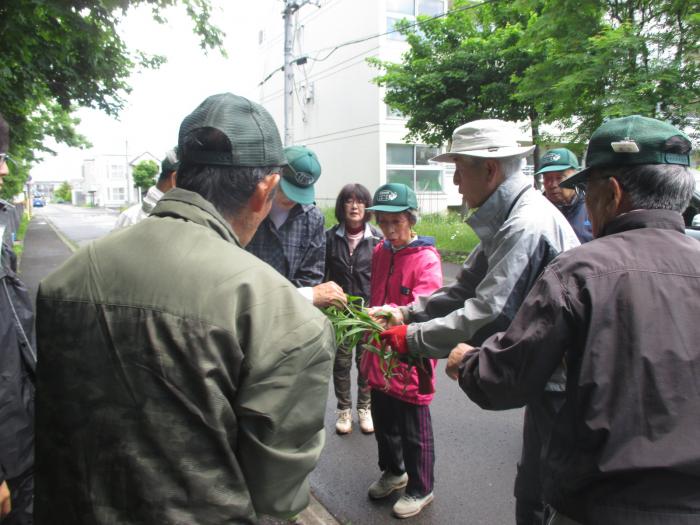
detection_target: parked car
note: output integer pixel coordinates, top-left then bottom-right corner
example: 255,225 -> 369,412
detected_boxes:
683,171 -> 700,240
33,197 -> 45,207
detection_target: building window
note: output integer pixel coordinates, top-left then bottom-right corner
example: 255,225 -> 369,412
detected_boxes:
110,164 -> 125,180
386,144 -> 443,192
386,0 -> 445,40
109,187 -> 126,201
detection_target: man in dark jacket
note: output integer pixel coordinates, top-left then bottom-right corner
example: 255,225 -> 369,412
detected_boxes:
447,115 -> 700,525
35,93 -> 335,524
537,148 -> 593,243
0,113 -> 35,525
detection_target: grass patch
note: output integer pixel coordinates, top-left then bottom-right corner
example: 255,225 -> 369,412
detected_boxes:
13,212 -> 30,258
16,212 -> 29,241
320,208 -> 478,263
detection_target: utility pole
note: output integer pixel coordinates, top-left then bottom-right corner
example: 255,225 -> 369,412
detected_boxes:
282,0 -> 317,146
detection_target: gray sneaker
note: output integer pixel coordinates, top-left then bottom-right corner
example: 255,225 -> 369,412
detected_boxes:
367,471 -> 409,499
392,492 -> 434,518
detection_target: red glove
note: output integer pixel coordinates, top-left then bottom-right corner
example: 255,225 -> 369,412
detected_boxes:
380,324 -> 409,355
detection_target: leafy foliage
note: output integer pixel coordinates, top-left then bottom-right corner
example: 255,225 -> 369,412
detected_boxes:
370,0 -> 544,148
54,181 -> 73,202
323,295 -> 424,385
132,159 -> 159,191
371,0 -> 700,149
0,0 -> 225,199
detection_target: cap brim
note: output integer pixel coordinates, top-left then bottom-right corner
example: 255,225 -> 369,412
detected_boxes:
366,205 -> 411,212
535,164 -> 576,175
559,167 -> 592,189
430,145 -> 535,163
280,177 -> 315,204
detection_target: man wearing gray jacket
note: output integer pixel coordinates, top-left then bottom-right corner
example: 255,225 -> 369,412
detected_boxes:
375,119 -> 579,524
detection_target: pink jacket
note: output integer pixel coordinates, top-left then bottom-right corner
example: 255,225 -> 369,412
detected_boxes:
363,237 -> 443,405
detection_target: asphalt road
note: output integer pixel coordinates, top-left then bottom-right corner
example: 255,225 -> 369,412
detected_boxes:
33,203 -> 119,247
23,204 -> 525,524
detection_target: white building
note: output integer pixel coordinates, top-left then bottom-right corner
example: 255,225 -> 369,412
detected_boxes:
78,152 -> 158,208
257,0 -> 463,213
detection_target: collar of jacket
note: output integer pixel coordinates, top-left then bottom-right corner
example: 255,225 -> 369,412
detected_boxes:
381,235 -> 436,252
556,191 -> 584,214
150,188 -> 241,247
265,202 -> 314,230
599,208 -> 685,238
335,221 -> 376,240
141,185 -> 164,215
467,173 -> 532,241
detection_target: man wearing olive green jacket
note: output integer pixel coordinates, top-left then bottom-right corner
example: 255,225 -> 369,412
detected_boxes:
34,93 -> 335,525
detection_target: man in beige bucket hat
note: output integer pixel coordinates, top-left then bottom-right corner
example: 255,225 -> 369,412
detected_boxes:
374,119 -> 580,524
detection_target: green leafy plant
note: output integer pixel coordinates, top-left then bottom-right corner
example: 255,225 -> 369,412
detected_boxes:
323,295 -> 429,389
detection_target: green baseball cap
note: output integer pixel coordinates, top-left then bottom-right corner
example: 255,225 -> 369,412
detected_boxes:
280,145 -> 321,205
562,115 -> 692,189
535,148 -> 579,175
367,183 -> 418,212
178,92 -> 286,168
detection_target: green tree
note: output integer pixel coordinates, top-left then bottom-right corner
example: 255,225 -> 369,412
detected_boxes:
54,181 -> 73,203
515,0 -> 700,142
132,159 -> 159,192
0,0 -> 224,200
369,1 -> 545,150
371,0 -> 700,154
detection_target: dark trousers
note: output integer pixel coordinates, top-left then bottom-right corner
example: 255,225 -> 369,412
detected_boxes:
333,344 -> 370,410
4,468 -> 33,525
370,389 -> 435,497
515,392 -> 566,525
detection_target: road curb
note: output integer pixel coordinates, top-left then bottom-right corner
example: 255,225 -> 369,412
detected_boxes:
301,494 -> 341,525
41,213 -> 78,253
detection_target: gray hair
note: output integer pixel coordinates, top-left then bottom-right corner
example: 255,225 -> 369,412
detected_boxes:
375,209 -> 420,225
597,164 -> 696,213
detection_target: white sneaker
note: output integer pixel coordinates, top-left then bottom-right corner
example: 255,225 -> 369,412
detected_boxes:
367,471 -> 408,499
392,492 -> 434,518
335,409 -> 352,435
357,408 -> 374,434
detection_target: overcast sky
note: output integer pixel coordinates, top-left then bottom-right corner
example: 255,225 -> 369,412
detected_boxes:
31,0 -> 281,182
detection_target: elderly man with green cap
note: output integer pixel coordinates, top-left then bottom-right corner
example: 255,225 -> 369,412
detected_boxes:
247,145 -> 346,307
34,93 -> 335,524
537,148 -> 593,243
447,115 -> 700,524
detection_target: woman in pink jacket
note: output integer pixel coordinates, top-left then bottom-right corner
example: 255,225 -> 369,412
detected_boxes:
362,183 -> 442,519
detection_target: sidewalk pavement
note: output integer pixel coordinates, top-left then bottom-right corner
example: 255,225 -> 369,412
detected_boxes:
18,215 -> 342,525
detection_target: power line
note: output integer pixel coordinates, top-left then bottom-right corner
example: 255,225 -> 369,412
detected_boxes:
259,0 -> 498,86
305,0 -> 498,62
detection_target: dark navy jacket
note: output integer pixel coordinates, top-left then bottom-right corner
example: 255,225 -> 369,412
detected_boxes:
555,193 -> 593,243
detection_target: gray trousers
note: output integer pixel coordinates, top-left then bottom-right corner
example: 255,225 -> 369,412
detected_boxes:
333,344 -> 370,410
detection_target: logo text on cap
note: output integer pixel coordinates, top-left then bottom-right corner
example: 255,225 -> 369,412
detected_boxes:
377,190 -> 398,202
294,172 -> 315,186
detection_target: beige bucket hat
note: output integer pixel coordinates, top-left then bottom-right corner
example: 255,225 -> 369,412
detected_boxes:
431,119 -> 535,162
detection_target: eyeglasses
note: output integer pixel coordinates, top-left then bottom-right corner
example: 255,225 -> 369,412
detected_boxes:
0,153 -> 8,167
344,198 -> 365,207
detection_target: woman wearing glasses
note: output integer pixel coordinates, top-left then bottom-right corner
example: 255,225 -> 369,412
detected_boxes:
325,183 -> 382,435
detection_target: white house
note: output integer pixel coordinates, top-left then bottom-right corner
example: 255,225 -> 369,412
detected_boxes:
78,152 -> 158,208
257,0 -> 464,213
